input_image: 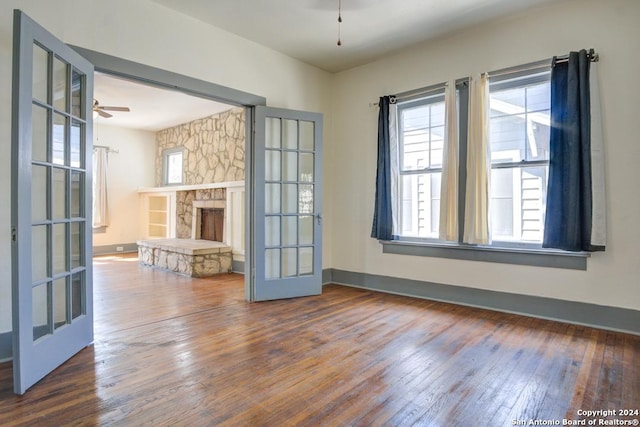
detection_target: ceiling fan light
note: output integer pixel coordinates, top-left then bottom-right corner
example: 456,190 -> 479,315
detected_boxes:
93,110 -> 99,120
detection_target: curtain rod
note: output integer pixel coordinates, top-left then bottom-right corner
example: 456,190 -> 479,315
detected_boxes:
94,145 -> 119,154
372,49 -> 599,107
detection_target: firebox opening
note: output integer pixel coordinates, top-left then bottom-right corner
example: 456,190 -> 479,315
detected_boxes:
200,208 -> 224,242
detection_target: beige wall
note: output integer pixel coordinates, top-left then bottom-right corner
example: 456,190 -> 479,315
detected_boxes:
92,123 -> 157,248
328,0 -> 640,311
0,0 -> 333,333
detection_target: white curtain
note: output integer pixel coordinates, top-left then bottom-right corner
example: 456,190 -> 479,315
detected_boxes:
463,74 -> 491,244
389,101 -> 399,236
439,81 -> 459,241
92,147 -> 109,228
589,62 -> 606,248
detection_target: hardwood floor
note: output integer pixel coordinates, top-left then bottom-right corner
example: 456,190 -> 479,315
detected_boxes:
0,254 -> 638,426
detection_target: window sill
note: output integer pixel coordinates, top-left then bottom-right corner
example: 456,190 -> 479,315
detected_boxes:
380,239 -> 589,270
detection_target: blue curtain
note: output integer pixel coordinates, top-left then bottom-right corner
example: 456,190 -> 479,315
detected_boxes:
371,96 -> 394,240
543,50 -> 600,251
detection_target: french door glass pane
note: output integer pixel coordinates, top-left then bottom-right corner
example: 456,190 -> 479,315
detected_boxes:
299,216 -> 314,245
71,222 -> 82,269
265,150 -> 280,181
52,167 -> 66,220
283,184 -> 297,214
53,277 -> 67,330
265,183 -> 280,214
265,216 -> 280,247
283,119 -> 298,149
70,119 -> 82,168
265,248 -> 280,279
71,272 -> 84,320
32,104 -> 48,162
282,216 -> 297,246
299,247 -> 313,275
52,113 -> 66,165
32,44 -> 48,103
71,68 -> 83,118
266,118 -> 281,149
52,223 -> 67,275
32,283 -> 49,341
282,151 -> 297,182
52,57 -> 68,112
299,153 -> 313,182
299,121 -> 314,151
32,225 -> 48,283
299,184 -> 313,214
31,165 -> 48,222
282,248 -> 297,277
70,171 -> 82,217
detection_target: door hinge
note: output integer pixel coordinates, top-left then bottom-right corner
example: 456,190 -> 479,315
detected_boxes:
11,226 -> 17,243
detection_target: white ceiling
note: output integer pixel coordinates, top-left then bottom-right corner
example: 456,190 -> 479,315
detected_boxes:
93,72 -> 235,132
94,0 -> 563,131
151,0 -> 562,73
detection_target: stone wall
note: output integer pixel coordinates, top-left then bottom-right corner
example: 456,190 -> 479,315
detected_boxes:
175,188 -> 226,238
155,107 -> 245,186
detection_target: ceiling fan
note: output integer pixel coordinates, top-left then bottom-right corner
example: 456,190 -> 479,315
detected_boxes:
93,99 -> 130,118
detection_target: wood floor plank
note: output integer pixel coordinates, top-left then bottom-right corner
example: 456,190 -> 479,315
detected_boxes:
0,254 -> 638,426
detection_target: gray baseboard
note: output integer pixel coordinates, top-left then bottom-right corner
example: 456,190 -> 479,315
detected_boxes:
232,260 -> 245,274
326,268 -> 640,336
322,268 -> 332,284
93,243 -> 138,256
0,331 -> 11,362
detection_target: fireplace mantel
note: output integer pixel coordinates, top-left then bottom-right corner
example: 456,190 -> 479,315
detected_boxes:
137,181 -> 244,194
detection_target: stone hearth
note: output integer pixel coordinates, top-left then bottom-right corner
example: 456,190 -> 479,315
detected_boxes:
137,238 -> 232,277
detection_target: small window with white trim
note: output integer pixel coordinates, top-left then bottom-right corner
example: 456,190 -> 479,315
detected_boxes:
162,147 -> 184,185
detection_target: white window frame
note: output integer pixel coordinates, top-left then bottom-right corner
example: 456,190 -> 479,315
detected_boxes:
396,92 -> 446,240
162,147 -> 184,186
382,64 -> 589,270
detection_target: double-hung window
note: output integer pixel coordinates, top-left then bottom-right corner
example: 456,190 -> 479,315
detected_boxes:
489,71 -> 551,246
397,92 -> 446,239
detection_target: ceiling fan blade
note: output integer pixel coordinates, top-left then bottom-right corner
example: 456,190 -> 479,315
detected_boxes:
99,106 -> 130,112
97,110 -> 113,118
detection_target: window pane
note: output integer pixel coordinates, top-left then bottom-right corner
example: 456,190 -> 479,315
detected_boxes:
400,172 -> 441,238
166,152 -> 183,184
71,68 -> 83,118
490,166 -> 548,243
71,221 -> 83,269
401,98 -> 446,171
489,114 -> 525,163
52,167 -> 67,220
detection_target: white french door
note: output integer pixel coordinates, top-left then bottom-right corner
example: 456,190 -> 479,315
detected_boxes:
11,10 -> 94,394
252,106 -> 323,301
